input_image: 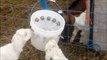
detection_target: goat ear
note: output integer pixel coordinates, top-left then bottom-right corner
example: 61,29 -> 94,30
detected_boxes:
11,34 -> 23,52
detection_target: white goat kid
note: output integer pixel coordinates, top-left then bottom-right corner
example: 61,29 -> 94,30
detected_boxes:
45,39 -> 68,60
70,11 -> 86,43
0,28 -> 32,60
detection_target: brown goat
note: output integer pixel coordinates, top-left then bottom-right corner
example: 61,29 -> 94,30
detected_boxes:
61,0 -> 87,43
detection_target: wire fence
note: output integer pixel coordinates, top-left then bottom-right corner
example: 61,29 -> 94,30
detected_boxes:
0,0 -> 106,27
0,0 -> 107,60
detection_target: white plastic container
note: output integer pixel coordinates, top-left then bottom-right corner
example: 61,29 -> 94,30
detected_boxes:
30,10 -> 65,51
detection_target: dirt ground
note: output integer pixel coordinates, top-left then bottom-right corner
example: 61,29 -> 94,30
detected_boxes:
0,0 -> 107,60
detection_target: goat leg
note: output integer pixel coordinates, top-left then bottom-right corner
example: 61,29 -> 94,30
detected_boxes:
70,27 -> 79,42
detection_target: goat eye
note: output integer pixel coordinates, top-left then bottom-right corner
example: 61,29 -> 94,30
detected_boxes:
35,18 -> 39,22
40,16 -> 44,20
47,16 -> 51,21
56,21 -> 60,26
52,18 -> 56,23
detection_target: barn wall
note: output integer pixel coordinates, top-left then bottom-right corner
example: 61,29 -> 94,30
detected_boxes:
93,0 -> 107,51
83,0 -> 107,51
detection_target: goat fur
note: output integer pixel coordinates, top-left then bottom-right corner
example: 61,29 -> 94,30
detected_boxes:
0,28 -> 32,60
70,11 -> 86,42
45,39 -> 68,60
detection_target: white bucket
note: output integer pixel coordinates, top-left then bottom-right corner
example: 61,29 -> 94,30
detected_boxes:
30,10 -> 65,51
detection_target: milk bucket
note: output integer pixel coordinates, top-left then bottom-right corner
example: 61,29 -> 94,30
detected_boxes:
30,10 -> 65,51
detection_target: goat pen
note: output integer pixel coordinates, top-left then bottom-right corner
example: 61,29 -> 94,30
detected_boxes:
0,0 -> 107,60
